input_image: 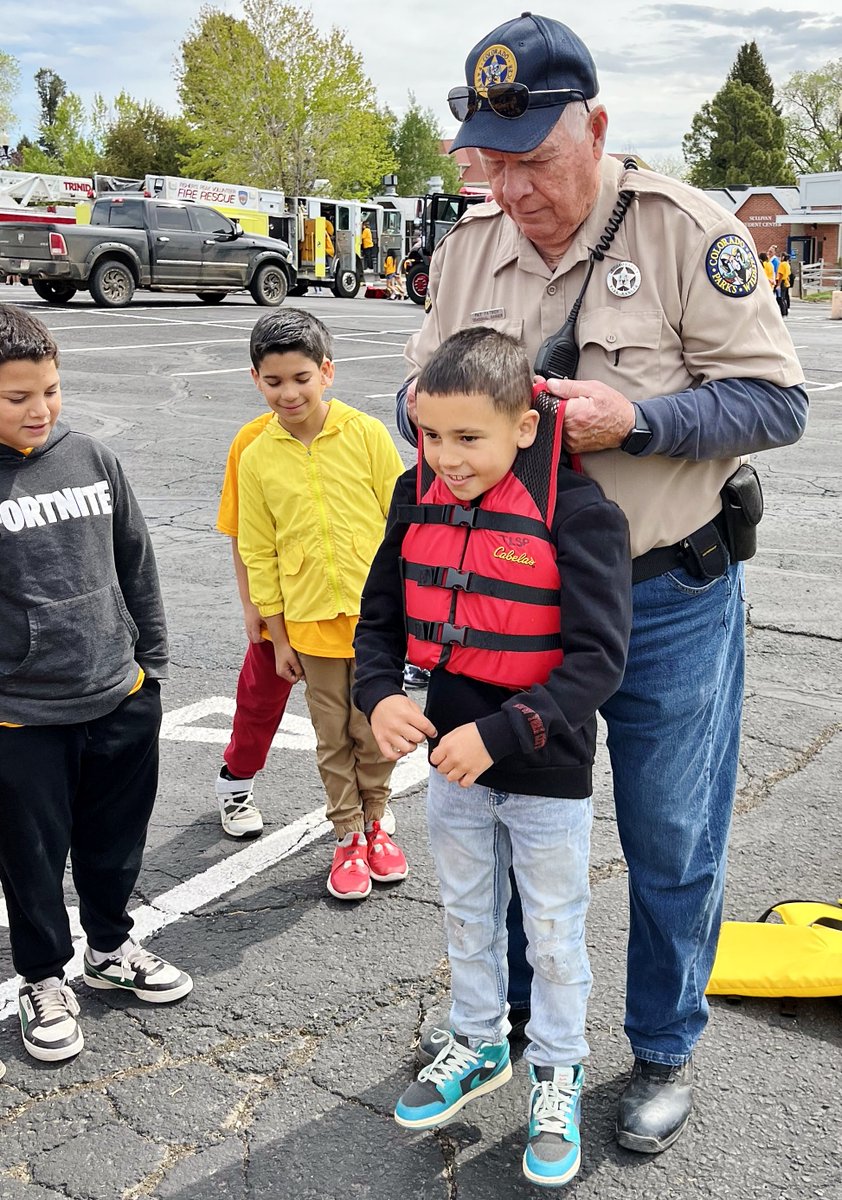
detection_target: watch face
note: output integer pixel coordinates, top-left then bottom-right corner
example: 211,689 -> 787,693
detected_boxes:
622,428 -> 652,455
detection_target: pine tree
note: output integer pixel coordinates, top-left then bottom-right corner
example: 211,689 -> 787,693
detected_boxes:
728,41 -> 779,113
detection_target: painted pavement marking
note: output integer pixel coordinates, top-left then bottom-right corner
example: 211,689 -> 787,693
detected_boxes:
0,699 -> 429,1021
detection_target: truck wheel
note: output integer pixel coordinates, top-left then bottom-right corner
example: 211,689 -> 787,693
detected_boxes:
196,292 -> 227,304
249,264 -> 288,306
333,267 -> 361,299
406,263 -> 429,305
31,280 -> 77,305
89,259 -> 135,308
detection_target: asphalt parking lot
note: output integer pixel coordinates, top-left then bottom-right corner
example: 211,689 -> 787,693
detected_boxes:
0,286 -> 839,1200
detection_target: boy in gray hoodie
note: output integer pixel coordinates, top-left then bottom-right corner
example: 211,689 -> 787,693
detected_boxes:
0,305 -> 192,1065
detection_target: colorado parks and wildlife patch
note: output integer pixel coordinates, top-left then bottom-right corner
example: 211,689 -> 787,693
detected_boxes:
705,234 -> 758,297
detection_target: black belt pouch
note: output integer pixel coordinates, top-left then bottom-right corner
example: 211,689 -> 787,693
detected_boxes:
721,463 -> 764,562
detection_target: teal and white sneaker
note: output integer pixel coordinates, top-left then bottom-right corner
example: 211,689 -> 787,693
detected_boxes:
522,1063 -> 584,1187
395,1031 -> 511,1129
83,940 -> 193,1003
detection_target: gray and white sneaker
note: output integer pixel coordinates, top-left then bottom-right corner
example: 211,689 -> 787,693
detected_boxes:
84,940 -> 193,1003
380,803 -> 396,836
19,977 -> 84,1061
216,768 -> 263,837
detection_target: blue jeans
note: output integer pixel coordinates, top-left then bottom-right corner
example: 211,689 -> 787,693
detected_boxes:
508,563 -> 745,1066
426,769 -> 593,1068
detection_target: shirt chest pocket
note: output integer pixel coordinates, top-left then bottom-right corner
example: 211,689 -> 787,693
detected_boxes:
577,308 -> 663,399
470,316 -> 524,342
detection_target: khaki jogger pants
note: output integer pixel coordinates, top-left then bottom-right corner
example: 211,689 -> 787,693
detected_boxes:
297,653 -> 394,838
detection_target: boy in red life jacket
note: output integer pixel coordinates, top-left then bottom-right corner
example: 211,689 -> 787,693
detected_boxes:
353,327 -> 632,1188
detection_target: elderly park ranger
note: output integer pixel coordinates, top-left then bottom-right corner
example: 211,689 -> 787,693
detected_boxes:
396,10 -> 807,1158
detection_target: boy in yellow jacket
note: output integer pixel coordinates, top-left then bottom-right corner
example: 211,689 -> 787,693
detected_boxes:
238,309 -> 407,900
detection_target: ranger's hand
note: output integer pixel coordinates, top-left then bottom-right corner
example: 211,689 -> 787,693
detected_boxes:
406,378 -> 418,428
540,377 -> 636,453
430,722 -> 493,788
371,693 -> 437,761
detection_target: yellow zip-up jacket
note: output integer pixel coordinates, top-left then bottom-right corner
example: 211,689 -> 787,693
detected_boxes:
237,399 -> 404,622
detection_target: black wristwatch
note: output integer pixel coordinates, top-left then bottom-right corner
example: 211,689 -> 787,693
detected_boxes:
620,404 -> 653,456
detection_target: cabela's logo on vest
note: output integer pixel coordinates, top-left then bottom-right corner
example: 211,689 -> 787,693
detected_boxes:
493,545 -> 536,567
474,45 -> 518,95
705,234 -> 758,298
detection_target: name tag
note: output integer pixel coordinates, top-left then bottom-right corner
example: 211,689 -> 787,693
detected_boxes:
471,307 -> 505,321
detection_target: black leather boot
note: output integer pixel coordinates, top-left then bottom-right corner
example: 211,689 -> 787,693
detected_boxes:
616,1057 -> 694,1153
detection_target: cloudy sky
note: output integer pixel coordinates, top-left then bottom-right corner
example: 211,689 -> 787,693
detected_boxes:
3,1 -> 842,164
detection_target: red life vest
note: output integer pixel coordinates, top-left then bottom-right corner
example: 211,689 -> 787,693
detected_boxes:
399,392 -> 577,690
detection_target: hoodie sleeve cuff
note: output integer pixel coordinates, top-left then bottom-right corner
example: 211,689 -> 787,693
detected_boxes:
475,712 -> 520,763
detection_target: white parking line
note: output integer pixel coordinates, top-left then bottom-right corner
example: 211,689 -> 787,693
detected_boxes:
803,380 -> 842,391
62,337 -> 249,354
171,352 -> 406,377
0,699 -> 429,1020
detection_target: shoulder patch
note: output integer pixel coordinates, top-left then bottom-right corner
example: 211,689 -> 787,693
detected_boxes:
705,234 -> 758,298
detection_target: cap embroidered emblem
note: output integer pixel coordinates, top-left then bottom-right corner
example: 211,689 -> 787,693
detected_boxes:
474,45 -> 518,95
705,234 -> 758,297
606,262 -> 641,298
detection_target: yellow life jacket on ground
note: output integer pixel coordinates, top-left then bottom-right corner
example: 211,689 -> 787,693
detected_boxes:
707,900 -> 842,998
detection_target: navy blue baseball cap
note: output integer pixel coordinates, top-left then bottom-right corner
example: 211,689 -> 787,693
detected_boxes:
449,12 -> 598,154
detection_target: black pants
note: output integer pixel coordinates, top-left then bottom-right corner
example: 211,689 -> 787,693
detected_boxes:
0,681 -> 161,981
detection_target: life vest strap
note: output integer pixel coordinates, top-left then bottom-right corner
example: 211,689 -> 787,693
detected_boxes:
407,617 -> 562,653
402,560 -> 561,606
396,503 -> 550,540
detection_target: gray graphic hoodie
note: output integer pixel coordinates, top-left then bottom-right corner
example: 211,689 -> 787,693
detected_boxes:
0,420 -> 168,725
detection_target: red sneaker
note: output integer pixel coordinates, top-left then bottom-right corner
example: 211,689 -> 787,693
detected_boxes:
366,822 -> 409,883
328,833 -> 371,901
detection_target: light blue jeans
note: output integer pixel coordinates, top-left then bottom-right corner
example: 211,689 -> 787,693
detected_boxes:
602,562 -> 745,1065
426,769 -> 593,1068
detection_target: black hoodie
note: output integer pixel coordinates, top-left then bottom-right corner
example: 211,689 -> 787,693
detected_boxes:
0,420 -> 167,725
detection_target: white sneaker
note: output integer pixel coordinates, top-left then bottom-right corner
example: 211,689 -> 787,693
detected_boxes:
380,803 -> 396,836
19,977 -> 84,1061
84,940 -> 193,1003
216,768 -> 263,837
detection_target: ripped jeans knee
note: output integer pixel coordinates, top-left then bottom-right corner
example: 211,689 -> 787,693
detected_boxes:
445,910 -> 499,960
528,921 -> 591,988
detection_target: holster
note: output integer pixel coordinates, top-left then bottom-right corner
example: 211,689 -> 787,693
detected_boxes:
720,463 -> 764,563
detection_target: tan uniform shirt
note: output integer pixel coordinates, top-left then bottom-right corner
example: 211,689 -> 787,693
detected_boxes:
405,156 -> 804,557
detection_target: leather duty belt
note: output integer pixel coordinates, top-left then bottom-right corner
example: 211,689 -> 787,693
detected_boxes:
632,511 -> 730,585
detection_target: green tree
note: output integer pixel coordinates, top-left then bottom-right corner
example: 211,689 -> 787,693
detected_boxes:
393,93 -> 461,195
98,93 -> 195,177
781,60 -> 842,174
34,67 -> 67,157
177,0 -> 395,197
683,80 -> 795,187
21,92 -> 99,175
727,41 -> 777,110
0,49 -> 21,140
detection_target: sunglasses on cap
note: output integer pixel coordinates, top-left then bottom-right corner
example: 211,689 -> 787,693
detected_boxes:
448,83 -> 590,122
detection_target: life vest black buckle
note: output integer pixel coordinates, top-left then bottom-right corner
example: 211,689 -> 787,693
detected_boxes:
445,505 -> 478,527
437,621 -> 468,646
432,566 -> 473,591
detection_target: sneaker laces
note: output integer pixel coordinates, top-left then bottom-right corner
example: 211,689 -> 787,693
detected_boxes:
224,790 -> 257,816
419,1034 -> 481,1085
530,1073 -> 578,1136
118,941 -> 164,980
30,979 -> 80,1022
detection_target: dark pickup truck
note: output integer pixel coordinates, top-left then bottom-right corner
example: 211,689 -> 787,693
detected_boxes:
0,195 -> 295,307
